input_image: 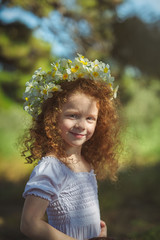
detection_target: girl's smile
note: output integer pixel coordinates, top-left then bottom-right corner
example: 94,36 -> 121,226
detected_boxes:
58,92 -> 99,150
69,132 -> 86,139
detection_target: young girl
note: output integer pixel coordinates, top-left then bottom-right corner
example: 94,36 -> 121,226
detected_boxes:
20,54 -> 120,240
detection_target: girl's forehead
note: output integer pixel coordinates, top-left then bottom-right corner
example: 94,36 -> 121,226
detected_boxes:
67,91 -> 96,102
62,92 -> 99,113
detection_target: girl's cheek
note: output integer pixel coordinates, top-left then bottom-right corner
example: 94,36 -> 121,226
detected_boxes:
88,124 -> 96,136
65,119 -> 74,127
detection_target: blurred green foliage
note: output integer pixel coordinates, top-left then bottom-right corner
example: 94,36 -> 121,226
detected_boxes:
119,73 -> 160,166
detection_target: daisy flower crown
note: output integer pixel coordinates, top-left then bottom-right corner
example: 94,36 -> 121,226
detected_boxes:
23,53 -> 118,118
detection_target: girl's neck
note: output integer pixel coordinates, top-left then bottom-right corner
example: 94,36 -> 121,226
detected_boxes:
47,145 -> 82,162
46,146 -> 91,173
65,146 -> 82,161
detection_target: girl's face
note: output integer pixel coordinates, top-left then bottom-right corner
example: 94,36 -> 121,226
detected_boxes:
58,92 -> 99,150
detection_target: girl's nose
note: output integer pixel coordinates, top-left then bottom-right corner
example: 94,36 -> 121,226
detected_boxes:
75,119 -> 85,130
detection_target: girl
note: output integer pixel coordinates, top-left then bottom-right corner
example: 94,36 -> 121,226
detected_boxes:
20,54 -> 120,240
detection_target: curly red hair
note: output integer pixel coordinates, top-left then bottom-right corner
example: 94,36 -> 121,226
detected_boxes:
21,78 -> 121,180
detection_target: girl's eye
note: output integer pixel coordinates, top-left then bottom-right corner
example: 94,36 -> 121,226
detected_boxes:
87,117 -> 96,122
69,114 -> 78,119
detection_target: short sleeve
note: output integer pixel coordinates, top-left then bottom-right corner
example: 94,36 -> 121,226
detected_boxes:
23,157 -> 64,201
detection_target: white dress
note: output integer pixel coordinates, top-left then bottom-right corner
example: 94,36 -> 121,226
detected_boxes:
23,156 -> 101,240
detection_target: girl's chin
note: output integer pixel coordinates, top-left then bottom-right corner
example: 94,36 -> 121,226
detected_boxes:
64,140 -> 86,149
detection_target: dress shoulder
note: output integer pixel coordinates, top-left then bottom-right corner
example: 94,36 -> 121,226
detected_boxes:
23,156 -> 67,201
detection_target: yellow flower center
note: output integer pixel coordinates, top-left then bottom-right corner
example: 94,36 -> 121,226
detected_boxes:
108,83 -> 112,87
52,87 -> 58,91
71,68 -> 76,73
71,65 -> 79,73
56,63 -> 59,67
104,67 -> 108,73
68,59 -> 72,63
93,72 -> 99,77
75,65 -> 79,70
43,89 -> 47,94
25,97 -> 29,101
78,73 -> 84,78
63,73 -> 68,80
52,72 -> 55,77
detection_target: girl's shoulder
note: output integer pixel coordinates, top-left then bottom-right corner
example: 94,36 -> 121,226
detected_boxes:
36,155 -> 81,178
23,156 -> 67,200
37,155 -> 63,172
38,155 -> 59,165
30,156 -> 66,182
37,155 -> 95,178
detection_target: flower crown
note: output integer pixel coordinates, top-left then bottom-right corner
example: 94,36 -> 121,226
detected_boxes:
23,53 -> 118,118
